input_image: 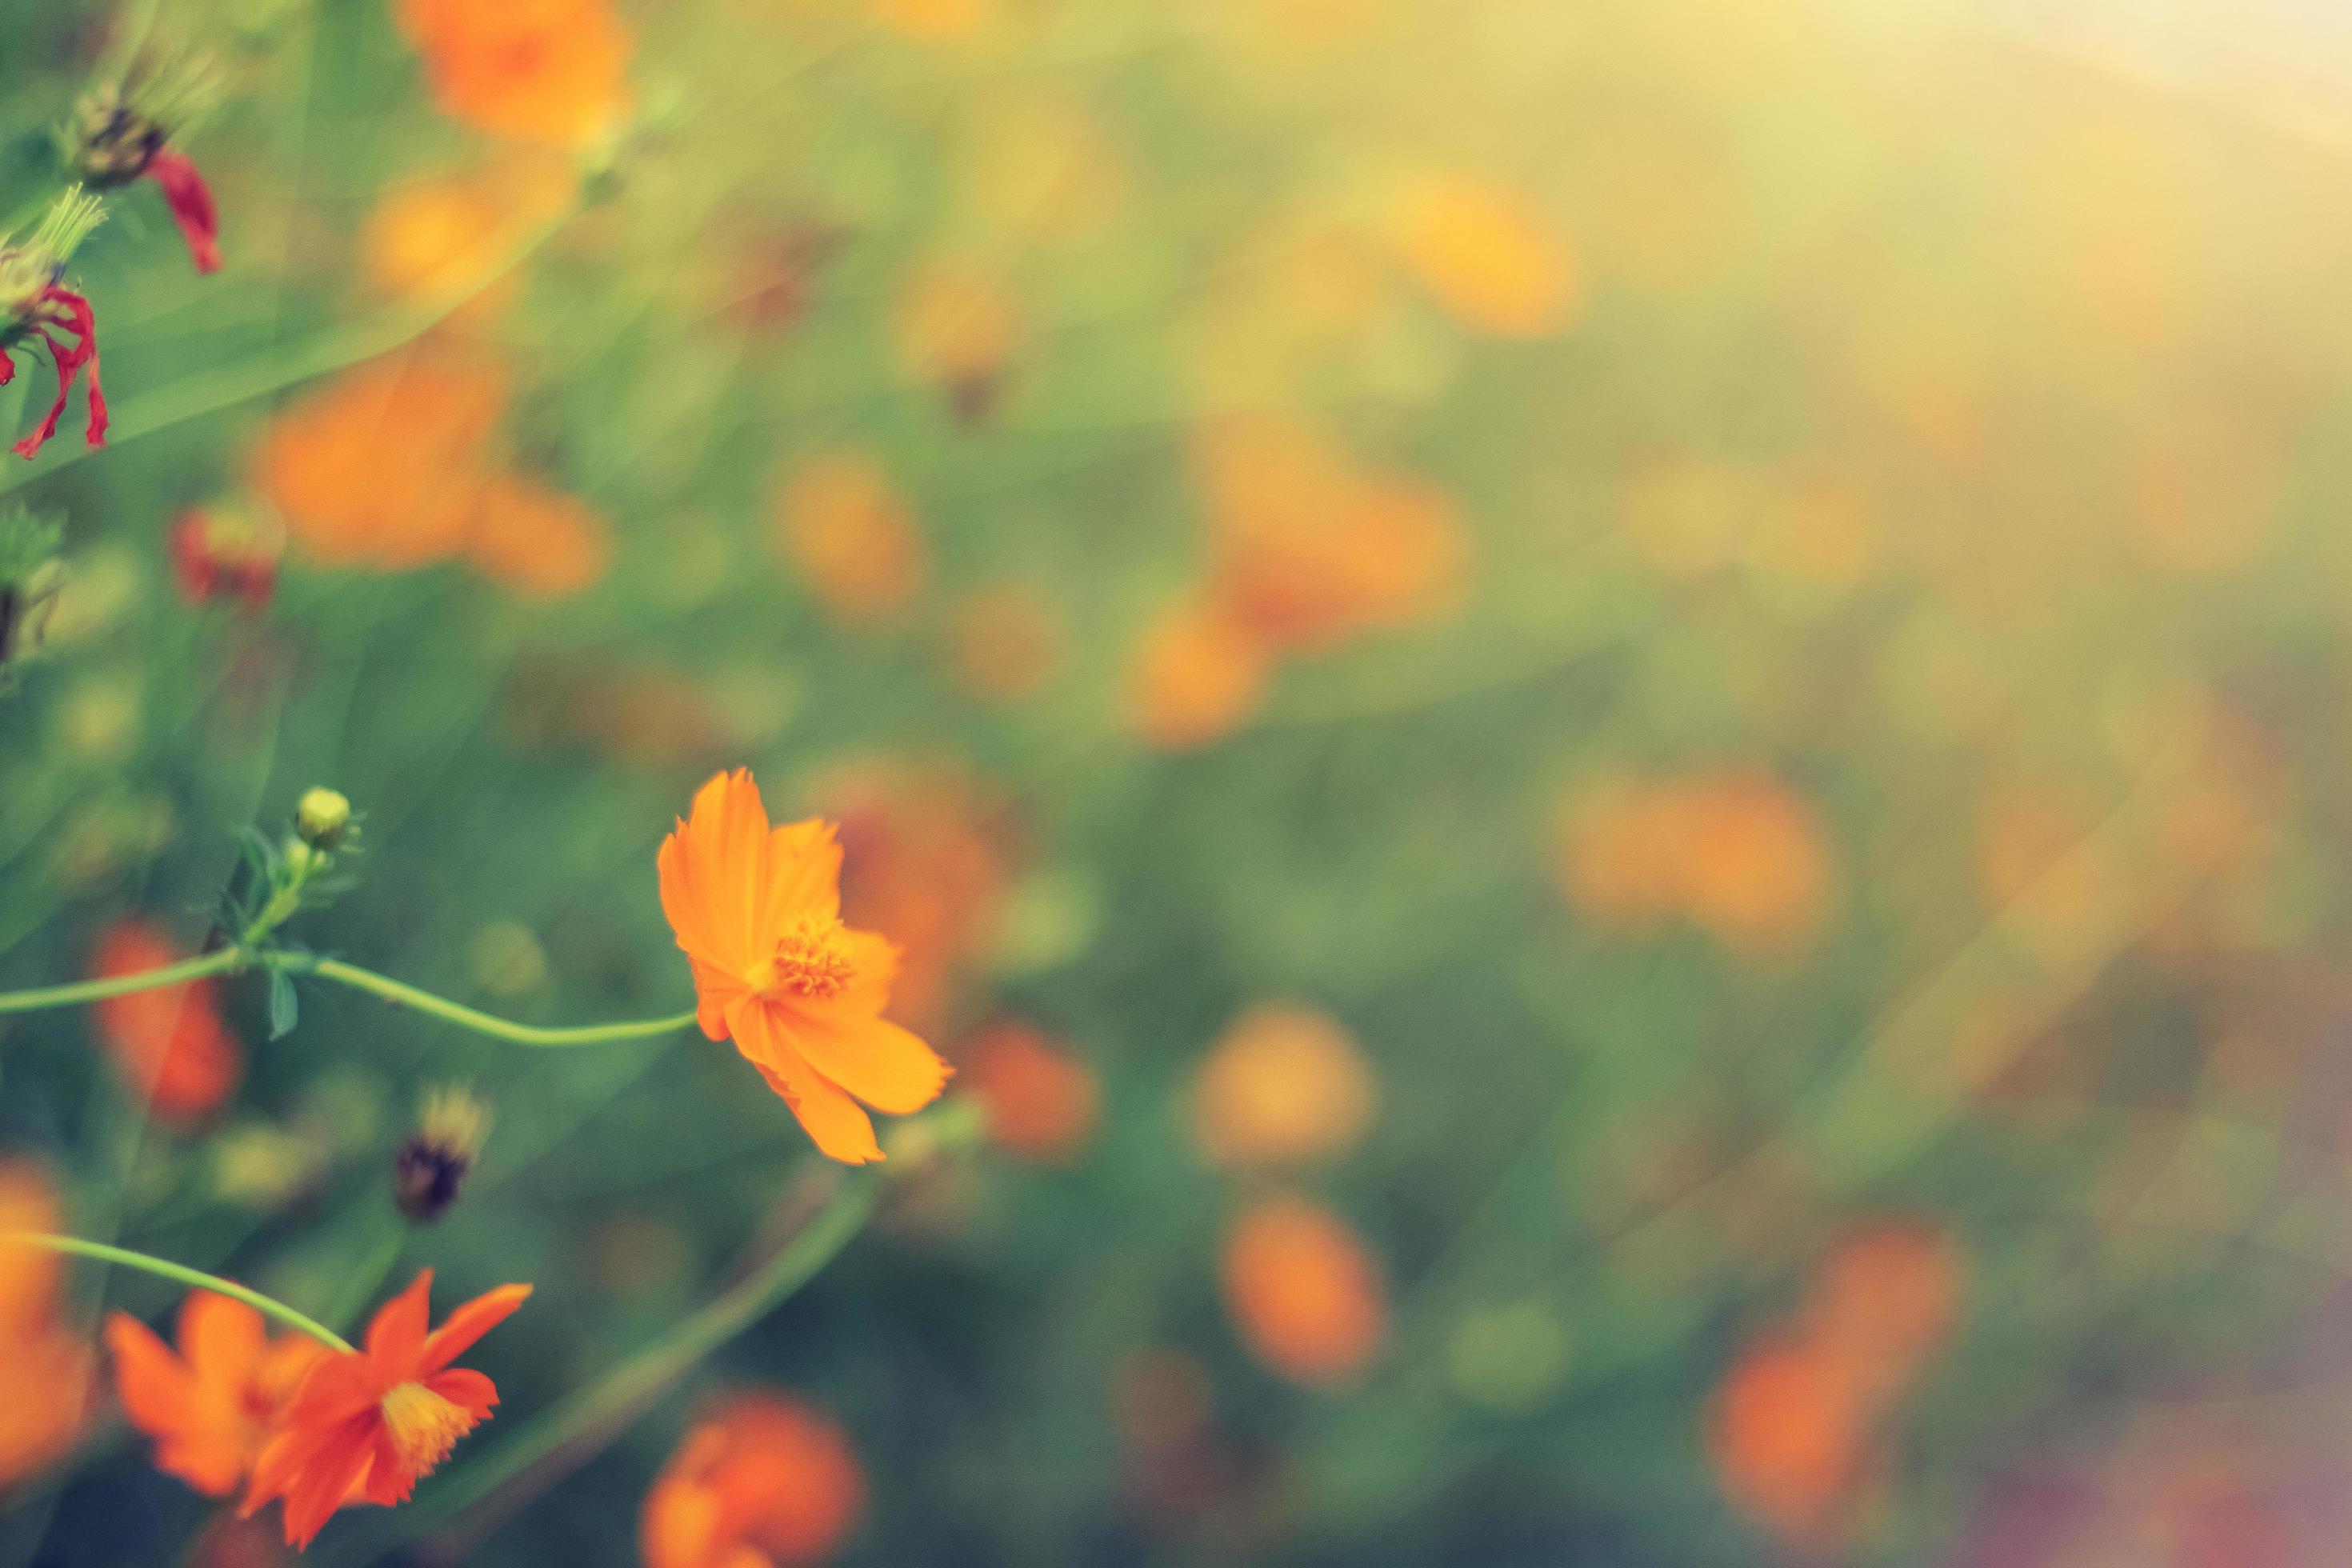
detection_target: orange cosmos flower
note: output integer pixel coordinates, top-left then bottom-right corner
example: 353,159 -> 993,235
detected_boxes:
1190,1003 -> 1375,1169
361,159 -> 574,325
658,770 -> 951,1164
240,1269 -> 530,1550
641,1392 -> 866,1568
961,1022 -> 1098,1164
1220,1195 -> 1386,1386
106,1291 -> 326,1497
90,921 -> 243,1126
396,0 -> 632,148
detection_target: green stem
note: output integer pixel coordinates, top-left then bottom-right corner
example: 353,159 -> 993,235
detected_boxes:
0,947 -> 240,1014
306,957 -> 697,1047
3,1232 -> 353,1351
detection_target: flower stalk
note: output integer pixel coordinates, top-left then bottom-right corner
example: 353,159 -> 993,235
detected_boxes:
4,1231 -> 354,1351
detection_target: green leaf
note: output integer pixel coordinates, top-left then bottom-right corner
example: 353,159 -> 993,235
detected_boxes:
267,970 -> 298,1041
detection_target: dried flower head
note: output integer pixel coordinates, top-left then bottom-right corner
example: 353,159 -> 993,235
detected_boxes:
0,189 -> 110,459
391,1086 -> 490,1224
62,50 -> 225,274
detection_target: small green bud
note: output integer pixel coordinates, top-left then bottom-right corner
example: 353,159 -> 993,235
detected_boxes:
294,787 -> 352,850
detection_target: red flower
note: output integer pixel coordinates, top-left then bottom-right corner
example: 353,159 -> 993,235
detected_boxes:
148,152 -> 222,275
2,285 -> 107,460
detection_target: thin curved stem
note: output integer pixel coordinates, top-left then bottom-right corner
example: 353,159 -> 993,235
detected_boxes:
3,1232 -> 353,1352
305,957 -> 697,1046
0,948 -> 241,1014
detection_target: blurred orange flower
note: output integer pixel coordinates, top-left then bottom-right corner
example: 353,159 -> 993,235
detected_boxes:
1194,416 -> 1467,654
1385,171 -> 1578,338
251,354 -> 508,571
1126,595 -> 1271,751
241,1269 -> 530,1550
1557,772 -> 1832,956
90,921 -> 242,1126
772,453 -> 928,626
826,762 -> 1014,1036
658,769 -> 951,1164
1710,1216 -> 1966,1547
1190,1003 -> 1375,1168
361,161 -> 574,324
872,0 -> 991,41
468,474 -> 611,598
0,1162 -> 94,1494
396,0 -> 632,147
1708,1336 -> 1872,1548
106,1292 -> 326,1497
893,260 -> 1019,420
962,1022 -> 1098,1163
641,1392 -> 866,1568
1221,1194 -> 1385,1386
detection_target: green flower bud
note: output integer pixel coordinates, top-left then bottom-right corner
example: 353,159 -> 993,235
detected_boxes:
294,787 -> 351,850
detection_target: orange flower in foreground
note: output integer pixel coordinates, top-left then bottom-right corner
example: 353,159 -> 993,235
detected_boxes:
658,770 -> 951,1164
397,0 -> 632,147
1221,1195 -> 1385,1386
241,1269 -> 530,1549
962,1022 -> 1098,1164
90,921 -> 242,1126
772,453 -> 928,626
251,354 -> 507,571
107,1292 -> 326,1497
641,1392 -> 866,1568
1190,1003 -> 1375,1169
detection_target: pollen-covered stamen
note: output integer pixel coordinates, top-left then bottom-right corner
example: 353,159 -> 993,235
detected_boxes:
379,1382 -> 479,1478
750,914 -> 858,1000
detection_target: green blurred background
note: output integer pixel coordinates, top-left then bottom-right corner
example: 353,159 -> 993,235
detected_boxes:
6,0 -> 2352,1562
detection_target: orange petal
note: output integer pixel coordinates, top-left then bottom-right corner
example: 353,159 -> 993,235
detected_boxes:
279,1352 -> 378,1428
179,1289 -> 267,1385
786,1006 -> 950,1115
366,1270 -> 434,1372
734,1004 -> 884,1163
279,1417 -> 378,1549
423,1366 -> 498,1413
104,1310 -> 198,1434
418,1285 -> 532,1375
763,818 -> 843,928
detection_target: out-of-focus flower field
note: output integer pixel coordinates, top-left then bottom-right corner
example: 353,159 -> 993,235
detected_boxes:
6,0 -> 2352,1562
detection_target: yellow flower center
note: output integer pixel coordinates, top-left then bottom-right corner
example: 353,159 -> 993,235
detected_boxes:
750,914 -> 858,1000
379,1381 -> 477,1478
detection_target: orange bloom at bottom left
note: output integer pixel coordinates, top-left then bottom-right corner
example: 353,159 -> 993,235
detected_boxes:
108,1292 -> 326,1498
240,1269 -> 530,1550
